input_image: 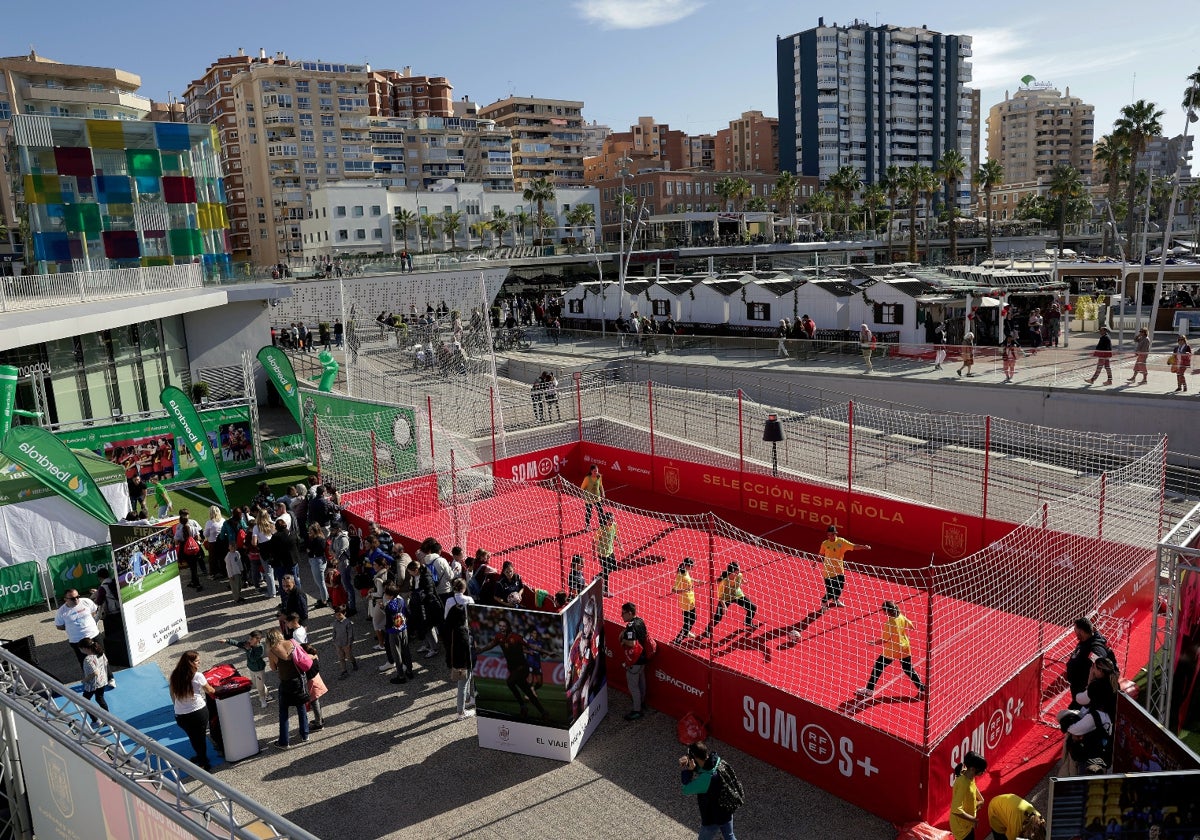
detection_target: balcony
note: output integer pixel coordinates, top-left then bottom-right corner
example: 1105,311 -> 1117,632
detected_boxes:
0,264 -> 203,313
20,82 -> 151,112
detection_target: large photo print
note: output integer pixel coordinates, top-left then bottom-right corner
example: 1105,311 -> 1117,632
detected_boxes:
470,605 -> 569,728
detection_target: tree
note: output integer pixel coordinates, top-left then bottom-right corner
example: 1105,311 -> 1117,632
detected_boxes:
900,165 -> 931,262
393,208 -> 417,252
441,210 -> 462,251
827,165 -> 861,232
1093,134 -> 1130,255
1113,99 -> 1164,247
772,171 -> 799,239
882,164 -> 903,257
807,190 -> 835,234
861,185 -> 885,234
512,209 -> 531,246
1184,65 -> 1200,111
470,220 -> 490,248
746,195 -> 768,212
935,150 -> 968,262
1048,165 -> 1087,254
972,160 -> 1004,256
571,202 -> 595,244
522,176 -> 556,245
420,214 -> 440,253
490,208 -> 513,248
1182,182 -> 1200,245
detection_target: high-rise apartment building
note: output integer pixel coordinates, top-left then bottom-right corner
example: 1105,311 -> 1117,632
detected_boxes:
368,116 -> 513,191
581,120 -> 612,157
478,96 -> 585,190
185,51 -> 455,263
0,52 -> 152,271
776,19 -> 974,207
715,111 -> 779,173
1136,134 -> 1194,179
986,85 -> 1094,185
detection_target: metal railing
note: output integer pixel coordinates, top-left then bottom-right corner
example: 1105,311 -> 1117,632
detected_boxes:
0,648 -> 317,840
0,264 -> 203,312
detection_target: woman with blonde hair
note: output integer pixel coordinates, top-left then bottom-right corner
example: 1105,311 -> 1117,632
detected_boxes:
251,511 -> 276,597
957,331 -> 976,377
168,650 -> 215,770
266,629 -> 309,749
204,505 -> 226,582
986,793 -> 1045,840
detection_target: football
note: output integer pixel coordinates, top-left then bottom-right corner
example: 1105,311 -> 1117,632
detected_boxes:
788,629 -> 802,641
507,592 -> 523,606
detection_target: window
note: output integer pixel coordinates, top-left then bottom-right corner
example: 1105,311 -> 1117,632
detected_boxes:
352,206 -> 364,217
335,206 -> 347,217
370,205 -> 382,216
0,101 -> 10,120
746,302 -> 771,321
92,108 -> 108,120
372,229 -> 383,239
568,299 -> 584,314
296,80 -> 310,92
337,230 -> 349,241
321,114 -> 335,127
874,303 -> 903,324
355,229 -> 366,240
652,300 -> 670,316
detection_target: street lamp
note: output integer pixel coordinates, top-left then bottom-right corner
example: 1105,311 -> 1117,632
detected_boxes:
617,155 -> 633,320
762,413 -> 784,476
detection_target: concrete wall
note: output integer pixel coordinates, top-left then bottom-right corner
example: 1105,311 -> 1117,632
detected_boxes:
184,300 -> 273,393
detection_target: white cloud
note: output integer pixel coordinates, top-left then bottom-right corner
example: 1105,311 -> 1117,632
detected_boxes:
576,0 -> 702,29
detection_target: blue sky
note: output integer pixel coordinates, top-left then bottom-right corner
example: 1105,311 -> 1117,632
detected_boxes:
4,0 -> 1199,147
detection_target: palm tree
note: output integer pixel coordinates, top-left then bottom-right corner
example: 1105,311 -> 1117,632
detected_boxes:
1092,134 -> 1129,255
490,208 -> 512,248
1114,99 -> 1165,246
470,220 -> 490,249
1048,165 -> 1086,255
1183,182 -> 1200,246
862,185 -> 886,235
393,208 -> 417,253
420,214 -> 440,253
807,190 -> 835,234
935,150 -> 968,262
512,209 -> 531,246
882,164 -> 903,258
567,202 -> 596,247
747,196 -> 768,212
972,160 -> 1004,257
772,171 -> 799,239
714,176 -> 735,211
441,210 -> 462,251
900,165 -> 930,262
827,165 -> 861,232
920,166 -> 940,250
522,176 -> 556,245
1184,65 -> 1200,111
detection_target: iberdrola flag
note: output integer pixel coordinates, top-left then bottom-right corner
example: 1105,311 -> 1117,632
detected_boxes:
257,346 -> 302,427
160,386 -> 231,512
0,426 -> 117,525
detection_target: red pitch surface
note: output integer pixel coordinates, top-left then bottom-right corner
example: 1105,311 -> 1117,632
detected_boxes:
348,477 -> 1041,749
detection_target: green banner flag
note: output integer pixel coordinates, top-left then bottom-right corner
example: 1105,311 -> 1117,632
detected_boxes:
46,544 -> 112,599
257,346 -> 302,427
0,562 -> 42,615
159,386 -> 231,512
0,426 -> 117,525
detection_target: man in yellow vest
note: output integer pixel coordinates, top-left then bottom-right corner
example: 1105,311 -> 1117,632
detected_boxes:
581,464 -> 605,529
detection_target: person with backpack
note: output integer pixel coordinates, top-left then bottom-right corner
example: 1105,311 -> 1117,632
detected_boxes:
620,602 -> 653,721
173,509 -> 205,591
1066,617 -> 1115,710
680,740 -> 743,839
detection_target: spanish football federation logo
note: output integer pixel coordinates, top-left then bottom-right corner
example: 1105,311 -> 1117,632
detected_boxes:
43,745 -> 74,818
498,724 -> 510,743
663,465 -> 681,495
941,519 -> 968,558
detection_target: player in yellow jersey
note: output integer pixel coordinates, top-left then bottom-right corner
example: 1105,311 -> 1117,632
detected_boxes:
986,794 -> 1045,840
816,524 -> 869,610
580,464 -> 605,528
949,751 -> 987,840
856,600 -> 926,698
594,512 -> 619,597
670,557 -> 697,643
698,561 -> 758,638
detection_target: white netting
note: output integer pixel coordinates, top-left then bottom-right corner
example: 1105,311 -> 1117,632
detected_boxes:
314,358 -> 1164,750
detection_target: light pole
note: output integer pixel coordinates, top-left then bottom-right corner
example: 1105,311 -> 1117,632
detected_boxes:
617,155 -> 632,320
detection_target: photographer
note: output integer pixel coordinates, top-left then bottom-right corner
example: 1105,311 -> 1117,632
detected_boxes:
680,741 -> 739,839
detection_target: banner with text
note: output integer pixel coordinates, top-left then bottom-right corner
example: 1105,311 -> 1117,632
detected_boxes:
110,520 -> 187,665
160,386 -> 230,511
55,404 -> 254,488
46,543 -> 112,599
1,426 -> 117,525
0,561 -> 42,613
257,345 -> 303,426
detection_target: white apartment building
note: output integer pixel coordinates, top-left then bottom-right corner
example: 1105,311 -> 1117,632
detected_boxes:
299,181 -> 600,259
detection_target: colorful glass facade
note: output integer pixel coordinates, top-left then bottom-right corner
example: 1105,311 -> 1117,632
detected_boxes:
8,114 -> 231,276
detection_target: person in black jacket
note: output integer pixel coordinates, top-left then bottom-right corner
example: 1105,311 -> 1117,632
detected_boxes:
267,521 -> 302,596
445,579 -> 475,720
405,559 -> 438,652
1085,327 -> 1113,385
680,741 -> 736,838
278,574 -> 308,628
1066,617 -> 1112,709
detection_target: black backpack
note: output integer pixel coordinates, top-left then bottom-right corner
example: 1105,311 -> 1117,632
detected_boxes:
714,761 -> 745,813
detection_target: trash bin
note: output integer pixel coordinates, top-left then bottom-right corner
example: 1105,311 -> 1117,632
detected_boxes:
204,664 -> 259,762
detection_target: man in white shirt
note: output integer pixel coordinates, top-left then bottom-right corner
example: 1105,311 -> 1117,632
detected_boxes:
273,501 -> 294,535
54,589 -> 102,671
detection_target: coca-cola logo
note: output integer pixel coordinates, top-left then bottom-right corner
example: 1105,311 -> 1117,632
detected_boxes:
474,656 -> 566,685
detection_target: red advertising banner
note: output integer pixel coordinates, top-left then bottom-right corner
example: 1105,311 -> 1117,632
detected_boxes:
924,658 -> 1043,826
579,443 -> 654,493
494,443 -> 579,485
709,667 -> 927,824
652,458 -> 1006,564
602,619 -> 711,724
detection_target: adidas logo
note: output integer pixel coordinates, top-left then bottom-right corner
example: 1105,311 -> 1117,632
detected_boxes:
611,461 -> 622,471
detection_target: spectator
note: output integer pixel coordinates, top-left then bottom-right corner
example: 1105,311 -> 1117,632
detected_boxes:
444,579 -> 476,720
1066,618 -> 1113,709
621,602 -> 650,721
679,741 -> 738,840
265,630 -> 309,749
1085,327 -> 1113,386
1171,334 -> 1192,393
168,650 -> 215,768
957,332 -> 976,377
493,560 -> 526,606
305,524 -> 330,609
1127,328 -> 1150,385
55,588 -> 102,672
